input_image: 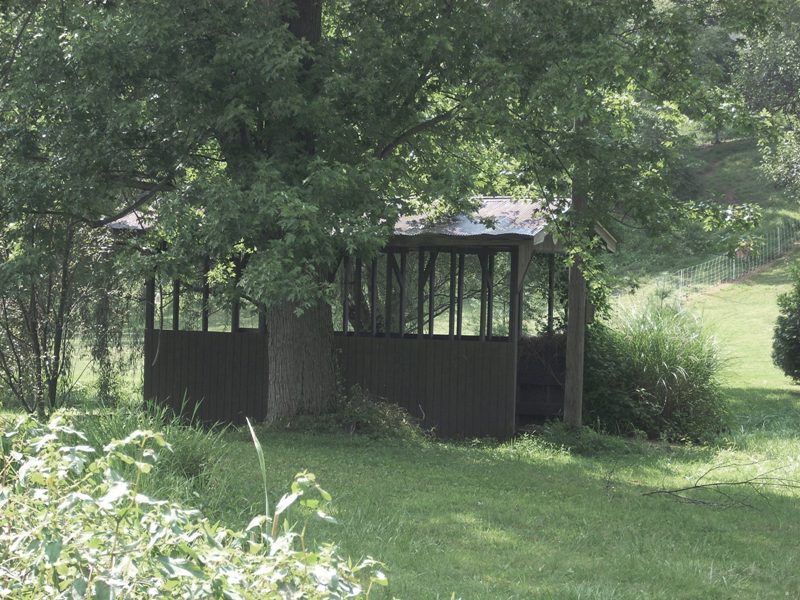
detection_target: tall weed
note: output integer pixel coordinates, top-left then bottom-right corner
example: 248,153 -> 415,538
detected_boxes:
72,397 -> 229,509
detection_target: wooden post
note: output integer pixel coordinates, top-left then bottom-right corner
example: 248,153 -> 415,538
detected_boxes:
201,259 -> 210,332
172,280 -> 180,331
354,258 -> 363,333
449,251 -> 456,339
370,258 -> 377,336
398,250 -> 407,336
145,277 -> 155,331
384,251 -> 393,336
509,246 -> 520,435
417,249 -> 425,338
457,252 -> 465,338
342,255 -> 350,333
487,252 -> 495,339
510,248 -> 520,344
428,250 -> 436,338
563,85 -> 592,427
479,250 -> 487,341
564,139 -> 588,426
564,263 -> 586,427
547,254 -> 555,336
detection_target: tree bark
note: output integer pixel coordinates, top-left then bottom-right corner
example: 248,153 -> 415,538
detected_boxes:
266,298 -> 336,419
288,0 -> 322,42
47,225 -> 74,411
262,0 -> 337,419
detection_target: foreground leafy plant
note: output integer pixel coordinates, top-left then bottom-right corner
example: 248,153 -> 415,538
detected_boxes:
0,416 -> 386,598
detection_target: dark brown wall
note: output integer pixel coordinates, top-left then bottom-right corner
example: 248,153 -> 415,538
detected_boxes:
143,330 -> 520,438
144,330 -> 267,425
334,335 -> 517,438
516,335 -> 565,417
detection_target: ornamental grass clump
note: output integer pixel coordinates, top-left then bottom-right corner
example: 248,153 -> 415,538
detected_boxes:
0,416 -> 386,598
584,302 -> 726,442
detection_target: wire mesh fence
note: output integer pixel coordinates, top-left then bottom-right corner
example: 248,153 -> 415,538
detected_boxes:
651,218 -> 800,300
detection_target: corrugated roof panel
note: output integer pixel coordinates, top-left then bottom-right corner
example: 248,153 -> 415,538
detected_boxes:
393,197 -> 552,239
108,210 -> 149,231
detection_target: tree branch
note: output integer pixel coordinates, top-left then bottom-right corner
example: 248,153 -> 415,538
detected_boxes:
643,462 -> 800,508
378,106 -> 462,159
23,187 -> 163,228
0,1 -> 43,90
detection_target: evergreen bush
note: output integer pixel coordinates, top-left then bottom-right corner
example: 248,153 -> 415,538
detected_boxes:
772,269 -> 800,382
584,302 -> 726,442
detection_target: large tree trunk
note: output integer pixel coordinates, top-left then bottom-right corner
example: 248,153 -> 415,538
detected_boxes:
266,298 -> 336,419
264,0 -> 335,419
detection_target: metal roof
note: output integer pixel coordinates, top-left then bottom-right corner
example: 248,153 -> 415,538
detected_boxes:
108,196 -> 616,251
108,210 -> 149,231
392,197 -> 617,252
393,197 -> 555,242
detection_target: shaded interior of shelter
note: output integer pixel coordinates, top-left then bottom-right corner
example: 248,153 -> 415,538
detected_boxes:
141,198 -> 598,439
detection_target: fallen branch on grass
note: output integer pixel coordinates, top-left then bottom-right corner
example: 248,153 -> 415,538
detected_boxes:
643,462 -> 800,508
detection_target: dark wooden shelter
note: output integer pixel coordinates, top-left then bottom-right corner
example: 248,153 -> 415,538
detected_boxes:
137,197 -> 615,438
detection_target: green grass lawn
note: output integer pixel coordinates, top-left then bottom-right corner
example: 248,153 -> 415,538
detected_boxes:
692,251 -> 800,455
181,254 -> 800,599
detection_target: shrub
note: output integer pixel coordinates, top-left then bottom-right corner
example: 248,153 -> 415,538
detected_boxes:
0,415 -> 386,598
266,387 -> 428,442
772,269 -> 800,382
584,302 -> 727,442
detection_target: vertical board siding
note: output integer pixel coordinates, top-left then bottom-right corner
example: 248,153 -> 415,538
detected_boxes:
334,335 -> 516,439
516,335 -> 566,417
144,330 -> 268,425
144,330 -> 524,438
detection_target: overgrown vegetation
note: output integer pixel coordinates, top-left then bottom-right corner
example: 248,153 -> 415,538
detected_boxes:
772,268 -> 800,382
71,399 -> 231,508
261,387 -> 428,443
1,254 -> 799,599
584,302 -> 727,441
0,415 -> 385,598
606,138 -> 799,287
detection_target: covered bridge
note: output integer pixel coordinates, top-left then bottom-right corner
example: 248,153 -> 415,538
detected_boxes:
137,197 -> 615,438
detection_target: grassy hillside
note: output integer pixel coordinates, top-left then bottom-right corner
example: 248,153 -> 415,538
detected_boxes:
4,235 -> 799,599
608,138 -> 799,283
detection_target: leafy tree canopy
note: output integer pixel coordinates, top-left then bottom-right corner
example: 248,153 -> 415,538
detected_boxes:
0,0 -> 771,299
0,0 -> 773,415
735,0 -> 800,195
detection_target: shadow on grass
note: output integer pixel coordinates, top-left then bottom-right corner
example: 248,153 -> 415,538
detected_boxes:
724,386 -> 800,428
212,430 -> 800,599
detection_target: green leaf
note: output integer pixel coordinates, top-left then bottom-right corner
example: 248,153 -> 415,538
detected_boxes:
98,482 -> 129,509
134,461 -> 153,474
274,492 -> 300,517
94,579 -> 111,600
245,514 -> 268,532
44,539 -> 62,565
157,556 -> 207,580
